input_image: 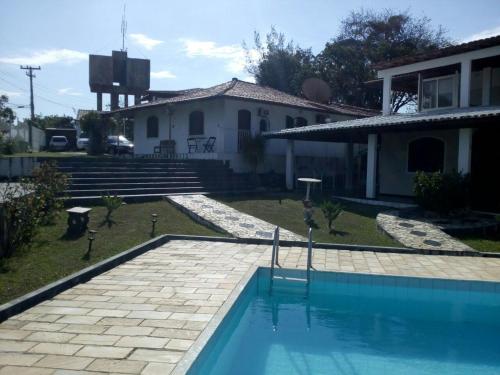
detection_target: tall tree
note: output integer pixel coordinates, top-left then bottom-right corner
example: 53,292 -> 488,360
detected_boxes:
317,9 -> 450,111
0,95 -> 16,133
245,27 -> 317,96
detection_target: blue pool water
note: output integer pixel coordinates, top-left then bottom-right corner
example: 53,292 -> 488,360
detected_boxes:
188,268 -> 500,375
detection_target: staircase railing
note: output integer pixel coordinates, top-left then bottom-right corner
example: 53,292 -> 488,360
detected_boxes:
269,226 -> 280,293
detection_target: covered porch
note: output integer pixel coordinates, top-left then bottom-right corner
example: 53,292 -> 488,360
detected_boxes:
264,107 -> 500,211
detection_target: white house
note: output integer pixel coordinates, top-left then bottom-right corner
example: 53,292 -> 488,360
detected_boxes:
108,78 -> 376,184
266,35 -> 500,212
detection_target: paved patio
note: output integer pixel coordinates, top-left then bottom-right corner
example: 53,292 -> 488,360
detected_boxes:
1,239 -> 500,375
377,211 -> 475,252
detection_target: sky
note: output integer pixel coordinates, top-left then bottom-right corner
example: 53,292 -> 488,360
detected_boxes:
1,0 -> 500,121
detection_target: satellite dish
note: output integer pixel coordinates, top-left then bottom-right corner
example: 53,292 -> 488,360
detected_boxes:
302,78 -> 331,104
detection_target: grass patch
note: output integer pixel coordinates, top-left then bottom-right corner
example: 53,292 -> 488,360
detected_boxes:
216,193 -> 399,247
1,151 -> 88,158
0,200 -> 222,305
455,232 -> 500,253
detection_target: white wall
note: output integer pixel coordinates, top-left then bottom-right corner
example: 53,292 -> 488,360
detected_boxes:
133,97 -> 356,173
133,99 -> 225,155
378,129 -> 459,196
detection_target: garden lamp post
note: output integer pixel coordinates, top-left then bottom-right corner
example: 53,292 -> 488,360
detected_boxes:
85,230 -> 97,259
151,214 -> 158,236
297,178 -> 322,225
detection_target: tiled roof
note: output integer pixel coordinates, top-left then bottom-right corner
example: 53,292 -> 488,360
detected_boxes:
264,106 -> 500,139
107,79 -> 374,117
376,35 -> 500,70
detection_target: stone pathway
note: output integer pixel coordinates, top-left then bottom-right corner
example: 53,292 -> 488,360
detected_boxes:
377,210 -> 474,252
166,194 -> 305,241
2,239 -> 500,375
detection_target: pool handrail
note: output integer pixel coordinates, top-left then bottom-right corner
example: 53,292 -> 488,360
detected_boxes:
269,226 -> 279,293
307,227 -> 313,285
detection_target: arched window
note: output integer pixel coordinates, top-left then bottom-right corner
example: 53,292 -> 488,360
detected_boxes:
238,109 -> 251,131
146,116 -> 159,138
189,111 -> 204,135
408,137 -> 445,172
259,118 -> 269,133
286,115 -> 294,129
296,117 -> 308,127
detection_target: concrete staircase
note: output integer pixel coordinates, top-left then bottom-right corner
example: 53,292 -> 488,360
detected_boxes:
53,158 -> 255,201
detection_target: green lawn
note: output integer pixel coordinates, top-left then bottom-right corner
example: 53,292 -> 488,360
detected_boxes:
0,200 -> 222,304
216,193 -> 399,247
1,151 -> 88,158
455,232 -> 500,253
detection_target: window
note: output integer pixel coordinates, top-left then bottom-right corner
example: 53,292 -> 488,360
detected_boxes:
408,137 -> 445,173
238,109 -> 251,131
146,116 -> 159,138
470,70 -> 483,107
189,111 -> 204,135
296,117 -> 308,127
259,119 -> 269,132
286,115 -> 294,129
421,76 -> 456,110
492,68 -> 500,106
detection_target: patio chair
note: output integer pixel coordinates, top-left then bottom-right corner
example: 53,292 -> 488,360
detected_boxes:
203,137 -> 216,153
187,137 -> 198,153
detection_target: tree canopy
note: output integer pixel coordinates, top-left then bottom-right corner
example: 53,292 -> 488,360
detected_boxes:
31,115 -> 74,129
246,9 -> 451,112
0,95 -> 16,132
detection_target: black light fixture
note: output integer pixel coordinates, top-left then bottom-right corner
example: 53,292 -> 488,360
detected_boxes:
85,230 -> 97,259
151,213 -> 158,236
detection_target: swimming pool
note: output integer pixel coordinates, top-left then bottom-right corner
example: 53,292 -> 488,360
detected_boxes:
187,268 -> 500,375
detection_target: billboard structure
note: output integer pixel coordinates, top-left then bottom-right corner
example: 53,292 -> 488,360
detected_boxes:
89,50 -> 150,111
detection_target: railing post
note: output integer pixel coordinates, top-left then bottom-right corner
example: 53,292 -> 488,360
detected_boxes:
306,227 -> 313,285
275,226 -> 280,265
269,226 -> 278,293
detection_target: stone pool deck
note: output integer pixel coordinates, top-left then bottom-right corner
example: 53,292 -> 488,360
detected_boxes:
2,239 -> 500,374
166,194 -> 305,241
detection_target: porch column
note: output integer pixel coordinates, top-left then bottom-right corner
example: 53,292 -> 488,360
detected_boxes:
286,139 -> 295,190
460,59 -> 471,108
366,134 -> 378,199
458,128 -> 473,174
345,142 -> 354,191
382,75 -> 392,115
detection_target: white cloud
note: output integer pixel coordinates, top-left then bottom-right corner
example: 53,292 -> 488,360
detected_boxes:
129,33 -> 164,50
151,70 -> 176,79
0,90 -> 22,98
0,49 -> 87,65
462,25 -> 500,42
241,76 -> 256,83
180,38 -> 258,74
58,88 -> 82,96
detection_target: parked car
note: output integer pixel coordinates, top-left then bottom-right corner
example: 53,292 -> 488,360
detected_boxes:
49,136 -> 69,151
107,135 -> 134,154
76,136 -> 89,150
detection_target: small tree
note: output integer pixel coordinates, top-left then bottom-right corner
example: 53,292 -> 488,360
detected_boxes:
102,194 -> 123,222
320,200 -> 342,233
241,135 -> 266,181
80,111 -> 116,155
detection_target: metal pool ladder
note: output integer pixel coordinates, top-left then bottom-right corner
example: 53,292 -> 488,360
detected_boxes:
269,226 -> 314,293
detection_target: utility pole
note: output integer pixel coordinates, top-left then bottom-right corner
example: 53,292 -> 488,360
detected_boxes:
20,65 -> 41,148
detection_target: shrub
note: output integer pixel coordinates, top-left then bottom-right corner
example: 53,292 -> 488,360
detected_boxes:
32,161 -> 69,223
102,194 -> 123,220
0,138 -> 29,154
414,171 -> 470,214
320,200 -> 342,233
0,181 -> 41,257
